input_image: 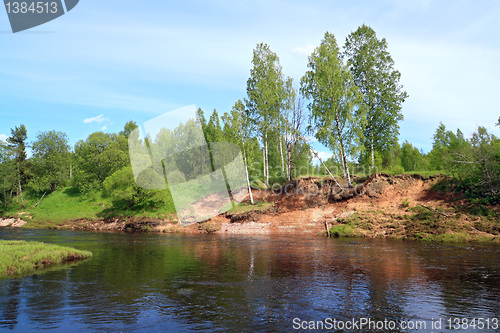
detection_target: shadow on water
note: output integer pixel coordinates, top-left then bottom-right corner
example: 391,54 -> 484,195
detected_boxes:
0,228 -> 499,332
0,259 -> 92,281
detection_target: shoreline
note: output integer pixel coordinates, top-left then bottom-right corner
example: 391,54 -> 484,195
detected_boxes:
1,174 -> 499,244
0,240 -> 93,278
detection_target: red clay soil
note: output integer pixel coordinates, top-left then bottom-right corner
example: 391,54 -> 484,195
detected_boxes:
203,173 -> 444,236
200,173 -> 499,241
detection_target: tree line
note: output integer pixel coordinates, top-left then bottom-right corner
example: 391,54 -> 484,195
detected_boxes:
1,26 -> 499,213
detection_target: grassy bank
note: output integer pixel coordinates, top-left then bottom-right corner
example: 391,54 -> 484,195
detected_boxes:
0,240 -> 93,277
328,202 -> 500,243
1,186 -> 177,229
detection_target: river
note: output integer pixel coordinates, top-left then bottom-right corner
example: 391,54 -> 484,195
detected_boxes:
0,229 -> 499,332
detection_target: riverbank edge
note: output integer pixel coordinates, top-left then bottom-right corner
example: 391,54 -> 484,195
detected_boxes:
1,174 -> 499,244
0,240 -> 93,278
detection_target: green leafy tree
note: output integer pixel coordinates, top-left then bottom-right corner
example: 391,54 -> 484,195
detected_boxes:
277,77 -> 295,179
401,141 -> 424,172
29,131 -> 71,192
381,142 -> 403,174
344,25 -> 408,172
222,100 -> 259,204
73,132 -> 129,192
103,166 -> 168,210
121,121 -> 139,139
172,119 -> 209,181
206,109 -> 224,143
469,127 -> 499,196
428,123 -> 471,176
429,122 -> 451,170
0,141 -> 15,209
7,125 -> 29,204
428,122 -> 499,200
301,32 -> 366,187
246,43 -> 291,186
283,95 -> 312,180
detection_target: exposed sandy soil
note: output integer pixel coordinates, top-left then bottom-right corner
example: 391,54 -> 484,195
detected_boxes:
200,173 -> 499,241
206,174 -> 438,236
3,173 -> 498,242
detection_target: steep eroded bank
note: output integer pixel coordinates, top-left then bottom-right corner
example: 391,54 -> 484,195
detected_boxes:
2,173 -> 498,243
203,174 -> 500,242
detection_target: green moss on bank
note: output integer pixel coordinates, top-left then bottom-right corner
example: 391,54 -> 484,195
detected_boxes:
329,202 -> 500,244
0,240 -> 92,278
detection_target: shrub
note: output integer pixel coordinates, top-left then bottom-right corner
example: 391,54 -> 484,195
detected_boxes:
103,167 -> 168,210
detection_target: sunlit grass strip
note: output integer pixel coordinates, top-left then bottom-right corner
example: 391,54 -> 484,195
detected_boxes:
0,240 -> 92,277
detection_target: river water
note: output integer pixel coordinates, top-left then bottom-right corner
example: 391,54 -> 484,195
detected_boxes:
0,229 -> 499,332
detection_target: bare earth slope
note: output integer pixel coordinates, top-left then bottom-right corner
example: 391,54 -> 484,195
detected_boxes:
205,174 -> 499,242
2,174 -> 498,242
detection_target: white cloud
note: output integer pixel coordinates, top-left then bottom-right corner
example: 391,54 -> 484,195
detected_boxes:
0,134 -> 8,142
101,126 -> 107,131
83,114 -> 109,124
1,0 -> 498,153
291,44 -> 316,57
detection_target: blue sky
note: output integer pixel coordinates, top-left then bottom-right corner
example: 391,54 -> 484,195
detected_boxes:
0,0 -> 499,161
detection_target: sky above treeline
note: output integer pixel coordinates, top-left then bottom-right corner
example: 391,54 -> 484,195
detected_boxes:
0,0 -> 499,161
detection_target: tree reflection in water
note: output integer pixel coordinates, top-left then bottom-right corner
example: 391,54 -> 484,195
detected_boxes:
0,230 -> 499,332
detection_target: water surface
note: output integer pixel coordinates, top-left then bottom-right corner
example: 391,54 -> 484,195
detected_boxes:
0,229 -> 499,332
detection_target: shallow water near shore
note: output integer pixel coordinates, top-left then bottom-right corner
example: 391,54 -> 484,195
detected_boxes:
0,228 -> 499,332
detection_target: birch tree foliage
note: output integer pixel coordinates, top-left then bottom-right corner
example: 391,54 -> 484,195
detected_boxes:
245,43 -> 288,186
344,24 -> 408,170
300,32 -> 366,186
246,43 -> 284,130
221,100 -> 256,204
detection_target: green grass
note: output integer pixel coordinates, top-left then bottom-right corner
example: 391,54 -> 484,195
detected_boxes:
250,178 -> 268,190
421,232 -> 470,243
1,187 -> 178,228
0,240 -> 92,278
329,223 -> 361,237
31,188 -> 110,223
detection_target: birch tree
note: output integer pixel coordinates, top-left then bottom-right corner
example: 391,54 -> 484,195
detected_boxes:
301,32 -> 365,187
246,43 -> 288,186
344,25 -> 408,172
222,100 -> 255,204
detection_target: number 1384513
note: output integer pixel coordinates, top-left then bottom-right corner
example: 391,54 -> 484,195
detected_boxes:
5,2 -> 59,14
